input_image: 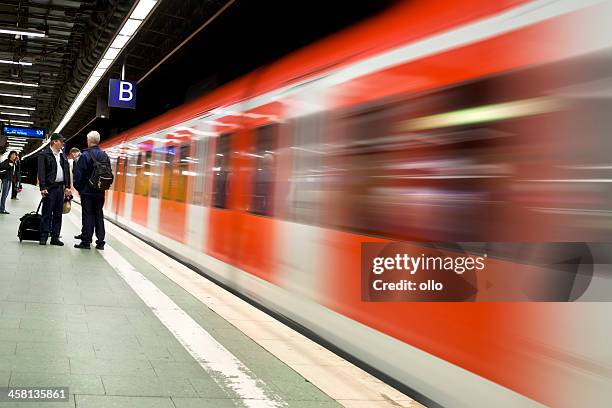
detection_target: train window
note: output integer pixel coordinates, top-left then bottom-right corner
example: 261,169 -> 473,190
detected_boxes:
250,124 -> 278,216
112,158 -> 119,192
212,133 -> 232,209
118,157 -> 127,193
190,138 -> 209,206
125,154 -> 136,194
286,114 -> 323,224
150,147 -> 162,198
134,151 -> 151,196
329,69 -> 571,241
161,146 -> 175,200
133,153 -> 144,195
175,143 -> 190,202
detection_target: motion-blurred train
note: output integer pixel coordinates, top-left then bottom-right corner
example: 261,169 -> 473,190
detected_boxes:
100,1 -> 612,407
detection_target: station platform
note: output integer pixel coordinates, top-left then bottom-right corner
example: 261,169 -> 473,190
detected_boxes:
0,185 -> 421,408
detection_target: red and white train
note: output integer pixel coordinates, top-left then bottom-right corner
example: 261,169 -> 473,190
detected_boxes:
101,1 -> 612,406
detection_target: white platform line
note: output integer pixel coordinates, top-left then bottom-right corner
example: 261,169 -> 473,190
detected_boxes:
71,209 -> 424,407
67,213 -> 286,408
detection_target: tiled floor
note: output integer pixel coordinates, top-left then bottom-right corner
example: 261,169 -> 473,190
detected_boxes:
0,188 -> 342,407
0,186 -> 421,408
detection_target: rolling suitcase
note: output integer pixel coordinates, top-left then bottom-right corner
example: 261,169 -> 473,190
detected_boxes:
18,199 -> 43,242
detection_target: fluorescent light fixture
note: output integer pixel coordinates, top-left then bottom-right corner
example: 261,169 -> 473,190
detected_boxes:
52,0 -> 159,135
1,111 -> 30,117
0,93 -> 31,99
0,28 -> 46,37
98,59 -> 113,70
9,119 -> 33,124
131,0 -> 158,20
0,104 -> 35,111
110,34 -> 130,49
0,80 -> 38,87
119,19 -> 142,37
91,68 -> 106,77
103,48 -> 121,60
0,59 -> 32,66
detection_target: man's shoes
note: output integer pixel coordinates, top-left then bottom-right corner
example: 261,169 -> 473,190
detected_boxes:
74,242 -> 91,249
0,211 -> 9,214
39,240 -> 46,246
74,234 -> 82,240
50,239 -> 64,246
95,244 -> 105,250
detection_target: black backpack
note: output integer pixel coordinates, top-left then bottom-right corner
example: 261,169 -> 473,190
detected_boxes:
88,150 -> 114,190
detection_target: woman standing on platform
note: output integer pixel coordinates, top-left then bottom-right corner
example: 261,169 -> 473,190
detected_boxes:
11,153 -> 21,200
0,151 -> 18,214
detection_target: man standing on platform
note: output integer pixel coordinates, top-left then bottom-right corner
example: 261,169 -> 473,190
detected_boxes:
74,131 -> 108,250
37,133 -> 71,246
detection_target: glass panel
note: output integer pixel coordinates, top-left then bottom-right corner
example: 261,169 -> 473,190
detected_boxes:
212,133 -> 232,209
176,143 -> 190,203
161,146 -> 175,200
190,138 -> 208,206
250,124 -> 278,216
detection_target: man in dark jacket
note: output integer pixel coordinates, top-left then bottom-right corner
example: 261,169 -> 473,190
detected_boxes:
74,130 -> 108,250
38,133 -> 71,246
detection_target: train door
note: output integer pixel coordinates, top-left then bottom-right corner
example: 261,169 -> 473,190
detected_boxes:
207,131 -> 237,263
112,150 -> 128,218
184,123 -> 212,252
122,149 -> 137,220
105,155 -> 116,212
131,142 -> 153,227
158,134 -> 192,243
234,122 -> 280,282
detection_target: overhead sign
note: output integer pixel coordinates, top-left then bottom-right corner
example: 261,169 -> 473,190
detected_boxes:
2,126 -> 45,138
108,79 -> 137,109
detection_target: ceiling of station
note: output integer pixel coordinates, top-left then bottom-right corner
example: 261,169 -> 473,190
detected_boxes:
0,0 -> 137,156
1,0 -> 395,158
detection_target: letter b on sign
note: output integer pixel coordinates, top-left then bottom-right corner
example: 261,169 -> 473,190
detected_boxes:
119,82 -> 133,101
108,78 -> 137,109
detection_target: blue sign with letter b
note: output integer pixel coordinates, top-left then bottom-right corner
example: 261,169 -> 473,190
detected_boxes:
108,79 -> 137,109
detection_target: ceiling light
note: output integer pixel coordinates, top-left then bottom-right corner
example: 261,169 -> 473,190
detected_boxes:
0,80 -> 38,87
0,59 -> 32,66
52,0 -> 159,135
119,19 -> 142,37
0,104 -> 35,111
0,28 -> 46,37
103,48 -> 121,60
9,119 -> 33,124
1,111 -> 30,117
98,59 -> 113,70
91,68 -> 105,77
131,0 -> 158,20
110,35 -> 130,49
0,93 -> 31,99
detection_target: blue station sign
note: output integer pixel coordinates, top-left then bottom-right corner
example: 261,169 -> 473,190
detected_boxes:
108,79 -> 137,109
2,126 -> 45,138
